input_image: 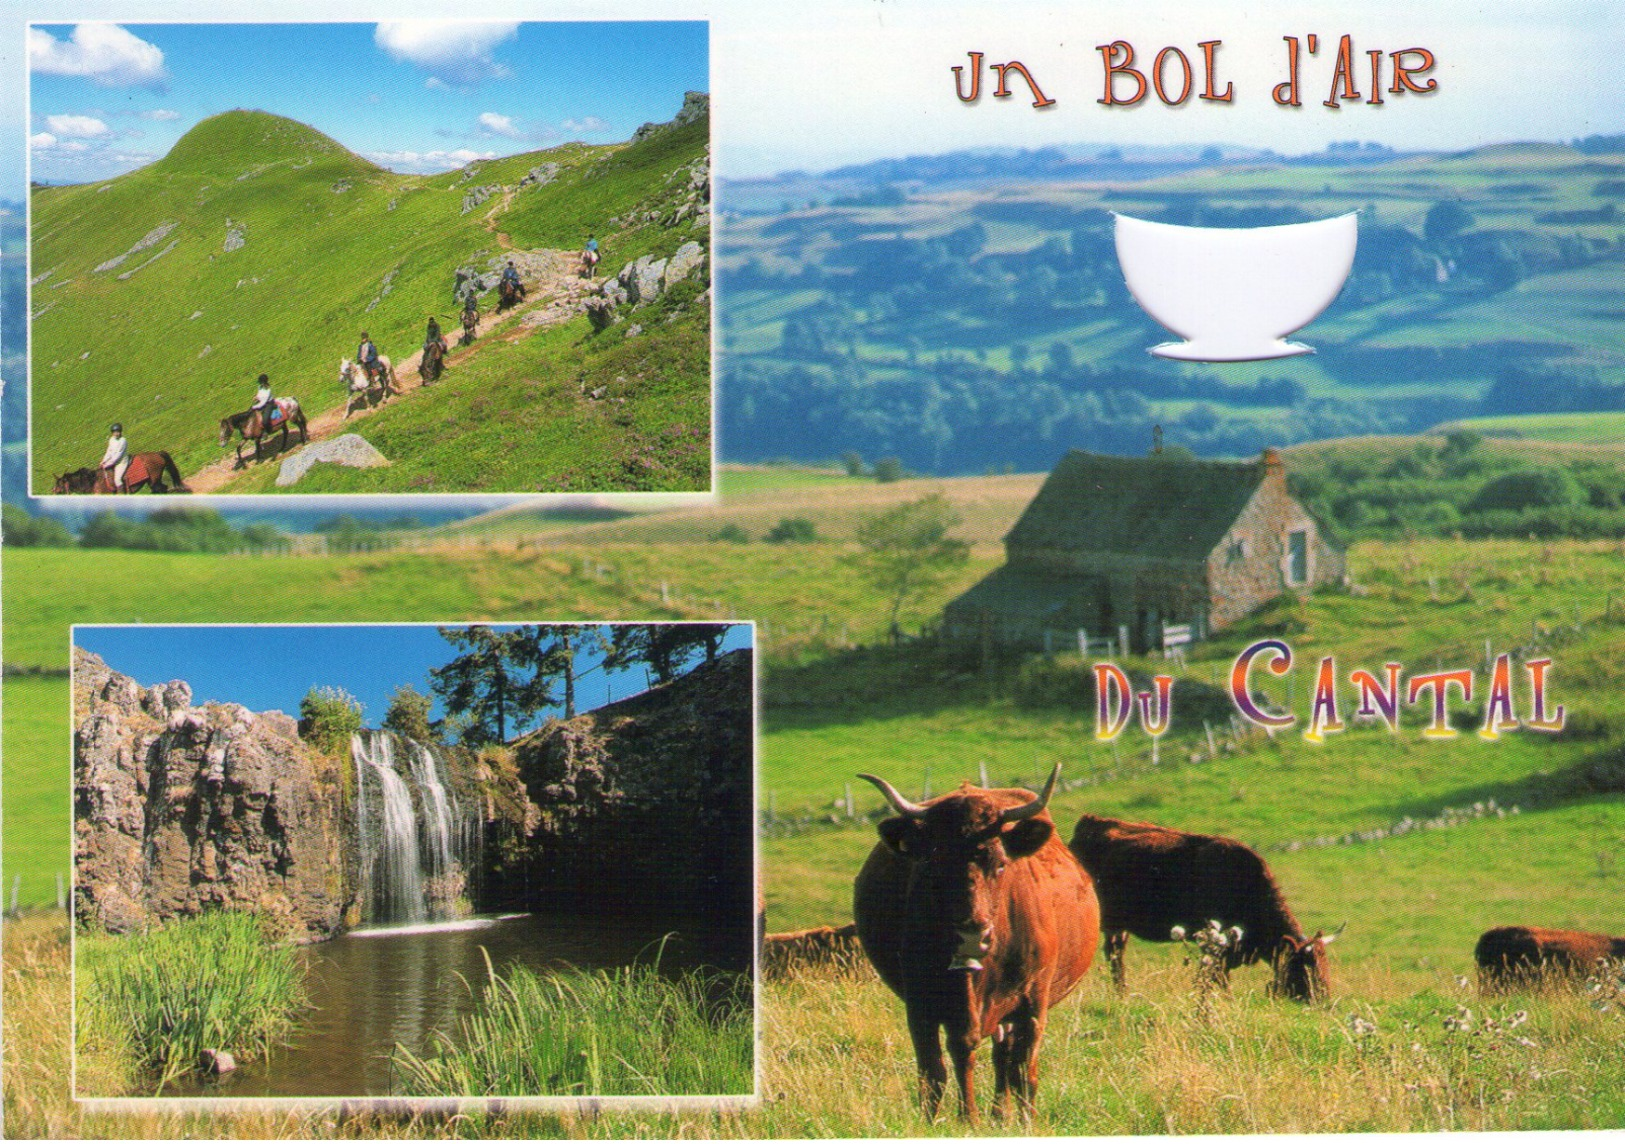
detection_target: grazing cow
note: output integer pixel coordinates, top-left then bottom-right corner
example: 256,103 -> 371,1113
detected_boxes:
1476,925 -> 1625,992
853,765 -> 1099,1121
1068,814 -> 1337,1001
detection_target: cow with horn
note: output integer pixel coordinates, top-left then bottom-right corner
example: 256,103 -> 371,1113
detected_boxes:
1068,813 -> 1340,1001
852,764 -> 1099,1121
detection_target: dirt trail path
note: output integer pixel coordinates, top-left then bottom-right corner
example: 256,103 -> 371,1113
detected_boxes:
185,247 -> 597,494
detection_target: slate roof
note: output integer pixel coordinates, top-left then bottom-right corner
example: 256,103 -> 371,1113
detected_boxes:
1004,450 -> 1267,561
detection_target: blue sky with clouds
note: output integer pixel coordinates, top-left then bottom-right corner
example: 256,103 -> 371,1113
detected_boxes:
74,623 -> 753,734
7,2 -> 1625,192
28,21 -> 708,184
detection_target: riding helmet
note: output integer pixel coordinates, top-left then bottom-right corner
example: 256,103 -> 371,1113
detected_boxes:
110,423 -> 122,433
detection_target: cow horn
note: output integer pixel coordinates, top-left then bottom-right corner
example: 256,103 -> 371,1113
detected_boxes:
857,773 -> 926,819
998,762 -> 1062,825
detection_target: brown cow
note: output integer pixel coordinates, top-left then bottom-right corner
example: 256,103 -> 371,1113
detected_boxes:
762,923 -> 862,976
1476,925 -> 1625,992
1068,814 -> 1336,1001
852,764 -> 1099,1121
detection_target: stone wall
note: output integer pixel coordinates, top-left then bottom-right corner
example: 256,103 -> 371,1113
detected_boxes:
1205,464 -> 1346,631
73,649 -> 355,941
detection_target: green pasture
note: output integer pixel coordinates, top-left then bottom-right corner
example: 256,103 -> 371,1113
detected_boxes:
220,292 -> 710,494
1439,411 -> 1625,445
5,522 -> 1625,1134
30,108 -> 710,495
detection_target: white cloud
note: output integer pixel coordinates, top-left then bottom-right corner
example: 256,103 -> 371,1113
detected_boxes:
365,147 -> 496,174
374,22 -> 519,88
29,24 -> 168,89
562,116 -> 611,136
44,113 -> 110,139
30,132 -> 57,149
477,112 -> 521,138
140,108 -> 180,122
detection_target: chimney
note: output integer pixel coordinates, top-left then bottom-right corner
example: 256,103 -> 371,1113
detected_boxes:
1260,447 -> 1284,478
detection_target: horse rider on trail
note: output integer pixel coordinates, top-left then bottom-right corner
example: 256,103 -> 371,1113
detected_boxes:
250,373 -> 280,428
99,423 -> 129,493
425,315 -> 447,356
582,234 -> 601,277
501,260 -> 524,299
358,331 -> 382,385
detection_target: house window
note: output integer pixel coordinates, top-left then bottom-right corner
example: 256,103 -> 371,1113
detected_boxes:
1287,530 -> 1309,585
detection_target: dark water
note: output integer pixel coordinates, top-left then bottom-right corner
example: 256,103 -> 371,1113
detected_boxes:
177,912 -> 740,1098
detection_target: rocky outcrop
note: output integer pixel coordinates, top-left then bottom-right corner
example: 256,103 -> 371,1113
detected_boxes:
498,649 -> 754,964
276,433 -> 389,486
594,241 -> 709,324
631,91 -> 709,144
73,649 -> 354,941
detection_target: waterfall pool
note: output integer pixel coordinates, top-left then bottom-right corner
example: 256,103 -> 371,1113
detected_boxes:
169,910 -> 741,1099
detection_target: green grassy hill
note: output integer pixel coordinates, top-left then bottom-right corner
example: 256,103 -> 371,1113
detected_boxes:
31,106 -> 711,493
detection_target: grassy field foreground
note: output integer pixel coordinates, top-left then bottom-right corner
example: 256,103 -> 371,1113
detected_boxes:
5,498 -> 1624,1133
10,913 -> 1625,1137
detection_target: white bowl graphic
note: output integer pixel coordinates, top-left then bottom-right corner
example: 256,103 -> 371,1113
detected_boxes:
1113,212 -> 1358,361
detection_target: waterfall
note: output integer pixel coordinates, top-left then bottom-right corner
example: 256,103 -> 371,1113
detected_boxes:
351,731 -> 481,923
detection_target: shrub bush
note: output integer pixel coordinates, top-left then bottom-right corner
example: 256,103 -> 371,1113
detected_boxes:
298,685 -> 363,755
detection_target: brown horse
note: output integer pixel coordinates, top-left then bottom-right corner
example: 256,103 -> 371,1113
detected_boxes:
579,248 -> 600,279
53,451 -> 189,494
419,338 -> 446,383
460,305 -> 478,346
219,398 -> 308,466
498,276 -> 523,312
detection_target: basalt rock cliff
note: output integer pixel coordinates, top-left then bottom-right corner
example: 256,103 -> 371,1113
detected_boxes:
493,648 -> 755,967
73,648 -> 354,940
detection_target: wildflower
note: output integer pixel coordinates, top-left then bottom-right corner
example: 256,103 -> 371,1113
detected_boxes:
1170,925 -> 1187,942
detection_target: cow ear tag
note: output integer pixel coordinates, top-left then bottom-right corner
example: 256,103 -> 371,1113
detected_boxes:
1113,212 -> 1358,362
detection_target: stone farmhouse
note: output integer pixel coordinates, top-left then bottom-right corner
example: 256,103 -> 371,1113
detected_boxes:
943,448 -> 1345,655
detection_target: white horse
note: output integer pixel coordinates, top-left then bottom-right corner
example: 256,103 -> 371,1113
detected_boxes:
339,356 -> 399,419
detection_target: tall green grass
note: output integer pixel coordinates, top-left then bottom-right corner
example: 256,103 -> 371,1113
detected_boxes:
392,956 -> 753,1097
75,911 -> 308,1094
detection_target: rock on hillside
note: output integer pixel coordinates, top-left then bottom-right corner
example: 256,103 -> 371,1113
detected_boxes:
73,648 -> 354,941
497,648 -> 754,966
631,91 -> 709,144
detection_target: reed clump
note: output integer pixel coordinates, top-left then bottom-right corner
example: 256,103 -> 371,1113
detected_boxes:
392,957 -> 753,1097
76,910 -> 307,1093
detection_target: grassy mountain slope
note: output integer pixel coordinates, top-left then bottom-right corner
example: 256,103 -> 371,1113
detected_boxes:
30,107 -> 710,493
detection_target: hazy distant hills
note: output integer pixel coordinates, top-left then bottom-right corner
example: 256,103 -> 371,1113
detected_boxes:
717,140 -> 1625,474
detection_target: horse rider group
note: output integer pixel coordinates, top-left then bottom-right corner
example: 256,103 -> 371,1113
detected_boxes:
86,245 -> 607,488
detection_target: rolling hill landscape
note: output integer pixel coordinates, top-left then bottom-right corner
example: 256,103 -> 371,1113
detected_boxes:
718,140 -> 1625,475
30,98 -> 712,495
